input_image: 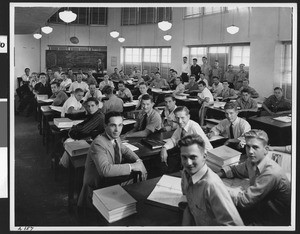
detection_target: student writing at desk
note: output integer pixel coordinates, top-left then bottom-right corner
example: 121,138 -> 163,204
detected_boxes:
161,94 -> 178,132
124,94 -> 161,138
77,112 -> 147,210
61,88 -> 86,117
179,134 -> 244,226
217,129 -> 291,225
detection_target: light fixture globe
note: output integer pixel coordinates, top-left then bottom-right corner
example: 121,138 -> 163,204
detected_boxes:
163,35 -> 172,41
158,21 -> 172,31
118,37 -> 125,43
41,26 -> 53,34
33,33 -> 42,39
227,25 -> 239,34
110,30 -> 120,38
59,10 -> 77,23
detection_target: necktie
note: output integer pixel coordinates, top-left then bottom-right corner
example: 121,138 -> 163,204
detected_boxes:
139,114 -> 147,131
181,128 -> 187,139
114,140 -> 121,164
229,123 -> 234,139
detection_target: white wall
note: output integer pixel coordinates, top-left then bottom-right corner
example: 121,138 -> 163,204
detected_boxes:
14,7 -> 292,98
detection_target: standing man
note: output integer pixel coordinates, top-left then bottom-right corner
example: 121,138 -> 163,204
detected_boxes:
190,58 -> 201,81
16,68 -> 31,101
211,60 -> 223,82
21,67 -> 31,83
50,81 -> 68,106
234,64 -> 248,90
218,129 -> 291,225
161,94 -> 178,132
77,111 -> 147,209
223,64 -> 236,89
180,134 -> 244,226
201,56 -> 212,86
181,56 -> 190,83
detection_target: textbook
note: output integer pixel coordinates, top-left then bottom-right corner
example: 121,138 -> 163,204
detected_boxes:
206,159 -> 239,173
141,138 -> 165,150
147,175 -> 187,210
273,116 -> 292,123
92,184 -> 137,223
207,145 -> 241,167
64,140 -> 90,157
36,94 -> 48,101
53,118 -> 73,128
49,105 -> 63,113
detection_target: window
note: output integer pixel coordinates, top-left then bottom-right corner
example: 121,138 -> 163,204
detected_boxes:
184,7 -> 239,18
139,8 -> 156,24
121,8 -> 138,25
124,48 -> 142,63
281,43 -> 292,99
161,48 -> 171,63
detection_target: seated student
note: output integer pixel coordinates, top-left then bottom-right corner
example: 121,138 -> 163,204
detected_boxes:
133,72 -> 145,88
197,73 -> 209,87
86,69 -> 98,86
185,74 -> 199,93
82,83 -> 103,103
61,88 -> 86,117
141,69 -> 150,83
179,134 -> 244,226
119,69 -> 130,81
207,102 -> 251,149
59,73 -> 72,91
217,129 -> 291,226
197,81 -> 214,126
161,106 -> 213,166
68,73 -> 89,94
168,70 -> 178,90
173,77 -> 186,96
77,111 -> 147,209
59,97 -> 105,168
216,80 -> 238,101
149,72 -> 170,89
101,85 -> 124,114
235,88 -> 258,113
125,94 -> 162,138
238,78 -> 259,98
262,87 -> 291,116
33,72 -> 52,97
50,81 -> 68,106
117,81 -> 133,102
98,74 -> 115,91
77,68 -> 87,80
16,67 -> 31,100
161,94 -> 178,132
110,67 -> 121,82
210,76 -> 224,98
135,82 -> 150,110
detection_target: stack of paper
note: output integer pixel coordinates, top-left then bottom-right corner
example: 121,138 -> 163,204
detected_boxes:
93,184 -> 137,223
36,94 -> 48,101
273,116 -> 291,123
53,118 -> 73,128
64,140 -> 90,157
122,142 -> 139,151
49,105 -> 63,113
213,101 -> 226,109
40,98 -> 54,103
206,145 -> 241,172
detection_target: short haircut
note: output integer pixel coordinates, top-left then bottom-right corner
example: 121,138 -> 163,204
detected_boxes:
224,102 -> 237,111
174,106 -> 190,115
240,63 -> 245,66
155,72 -> 161,75
164,94 -> 176,101
172,70 -> 178,74
105,111 -> 123,125
25,68 -> 30,71
85,97 -> 99,105
178,134 -> 205,152
274,87 -> 283,92
212,76 -> 219,80
222,80 -> 229,83
202,56 -> 207,59
193,58 -> 197,61
141,93 -> 153,102
51,82 -> 60,87
60,72 -> 66,76
139,82 -> 147,87
241,88 -> 250,94
68,68 -> 73,71
198,81 -> 207,86
176,76 -> 183,82
215,60 -> 219,63
228,64 -> 233,67
89,83 -> 96,87
39,72 -> 46,77
169,68 -> 174,72
183,56 -> 187,59
190,74 -> 196,78
74,88 -> 84,94
118,80 -> 125,85
244,129 -> 269,146
102,85 -> 113,95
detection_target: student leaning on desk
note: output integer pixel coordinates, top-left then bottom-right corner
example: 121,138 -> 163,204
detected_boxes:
217,129 -> 291,226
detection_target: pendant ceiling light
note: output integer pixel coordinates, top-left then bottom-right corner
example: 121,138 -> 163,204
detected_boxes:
227,25 -> 239,34
158,8 -> 172,31
163,34 -> 172,41
33,33 -> 42,39
118,37 -> 125,43
110,8 -> 119,38
59,9 -> 77,23
41,26 -> 53,34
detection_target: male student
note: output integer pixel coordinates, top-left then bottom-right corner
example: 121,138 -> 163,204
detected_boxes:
125,94 -> 161,137
190,58 -> 201,81
59,97 -> 105,168
238,78 -> 259,98
207,102 -> 251,148
33,72 -> 52,97
50,81 -> 68,106
61,88 -> 86,117
217,129 -> 291,225
82,83 -> 103,103
99,74 -> 115,91
185,74 -> 199,93
210,76 -> 223,98
77,111 -> 147,209
161,106 -> 213,165
149,72 -> 170,89
68,73 -> 89,94
235,88 -> 258,113
161,94 -> 178,132
216,80 -> 237,101
101,85 -> 124,114
179,134 -> 244,226
173,77 -> 185,96
181,56 -> 190,83
117,80 -> 133,102
59,72 -> 72,91
197,81 -> 214,126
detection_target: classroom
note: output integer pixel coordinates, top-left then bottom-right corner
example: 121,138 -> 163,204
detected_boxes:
12,2 -> 295,231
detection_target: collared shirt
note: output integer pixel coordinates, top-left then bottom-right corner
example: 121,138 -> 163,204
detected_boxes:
235,70 -> 248,90
61,95 -> 82,117
185,82 -> 199,92
201,63 -> 212,79
164,119 -> 213,152
149,79 -> 169,89
50,90 -> 68,106
211,82 -> 224,96
69,81 -> 89,93
198,87 -> 214,105
235,97 -> 257,110
173,83 -> 185,95
102,94 -> 123,114
182,62 -> 190,74
239,85 -> 259,98
181,164 -> 244,226
82,89 -> 103,102
110,72 -> 121,82
212,66 -> 223,80
117,88 -> 133,101
21,73 -> 30,82
99,80 -> 114,91
190,64 -> 201,79
224,70 -> 236,83
60,78 -> 72,90
134,108 -> 162,133
162,105 -> 178,130
222,156 -> 291,215
263,95 -> 291,113
211,117 -> 251,139
218,88 -> 237,99
86,76 -> 97,85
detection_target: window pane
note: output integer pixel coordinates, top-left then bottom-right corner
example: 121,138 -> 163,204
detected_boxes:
231,46 -> 250,66
209,46 -> 228,53
204,7 -> 223,15
161,48 -> 171,63
185,7 -> 202,18
121,8 -> 138,25
144,48 -> 151,62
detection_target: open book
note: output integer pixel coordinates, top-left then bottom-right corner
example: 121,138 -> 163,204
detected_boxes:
147,175 -> 186,210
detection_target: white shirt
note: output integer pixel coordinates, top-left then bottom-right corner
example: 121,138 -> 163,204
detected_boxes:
21,74 -> 30,82
182,62 -> 190,75
69,81 -> 89,93
211,82 -> 224,96
82,89 -> 103,102
198,87 -> 214,104
164,119 -> 213,152
60,78 -> 72,90
61,96 -> 82,117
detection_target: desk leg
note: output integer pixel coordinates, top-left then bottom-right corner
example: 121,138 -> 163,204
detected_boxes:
68,158 -> 75,213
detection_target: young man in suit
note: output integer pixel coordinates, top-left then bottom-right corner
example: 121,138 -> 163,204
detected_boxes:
77,111 -> 147,209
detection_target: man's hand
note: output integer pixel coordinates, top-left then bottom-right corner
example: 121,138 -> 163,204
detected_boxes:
131,161 -> 147,181
160,147 -> 168,165
206,131 -> 214,139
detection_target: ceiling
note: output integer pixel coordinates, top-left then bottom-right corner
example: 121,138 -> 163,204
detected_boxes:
14,7 -> 60,34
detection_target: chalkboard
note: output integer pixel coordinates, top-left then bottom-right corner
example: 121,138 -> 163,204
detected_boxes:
46,50 -> 107,71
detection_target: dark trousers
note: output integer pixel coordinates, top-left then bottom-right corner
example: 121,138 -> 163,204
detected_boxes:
181,73 -> 189,83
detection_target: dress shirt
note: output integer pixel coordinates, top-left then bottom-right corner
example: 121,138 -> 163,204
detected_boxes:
235,98 -> 257,110
201,63 -> 212,79
164,119 -> 213,152
50,90 -> 68,106
149,79 -> 169,89
99,80 -> 114,91
82,89 -> 103,102
212,66 -> 223,80
60,78 -> 72,90
162,105 -> 178,130
102,94 -> 123,114
211,82 -> 224,96
173,83 -> 185,95
218,88 -> 236,99
21,74 -> 30,82
134,108 -> 162,133
210,117 -> 251,139
223,70 -> 236,83
182,62 -> 190,75
69,81 -> 89,93
198,87 -> 214,105
222,156 -> 291,216
263,95 -> 291,113
86,76 -> 98,85
117,88 -> 133,101
181,164 -> 244,226
61,95 -> 82,117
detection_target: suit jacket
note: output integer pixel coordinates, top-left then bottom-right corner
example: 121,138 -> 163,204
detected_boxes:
77,133 -> 140,208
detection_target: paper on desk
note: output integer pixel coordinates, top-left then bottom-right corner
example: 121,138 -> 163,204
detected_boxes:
162,90 -> 175,94
49,105 -> 63,112
123,100 -> 139,107
41,98 -> 54,103
273,116 -> 291,123
122,142 -> 139,151
209,135 -> 225,142
73,120 -> 84,125
213,102 -> 226,108
151,88 -> 163,93
174,95 -> 187,100
123,119 -> 136,125
188,98 -> 198,101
